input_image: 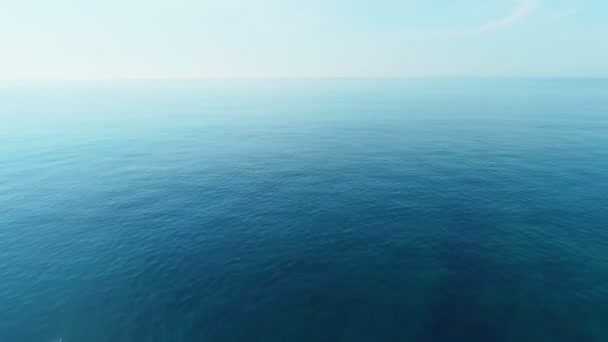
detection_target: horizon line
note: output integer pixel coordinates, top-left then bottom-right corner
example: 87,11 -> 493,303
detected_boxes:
1,75 -> 607,82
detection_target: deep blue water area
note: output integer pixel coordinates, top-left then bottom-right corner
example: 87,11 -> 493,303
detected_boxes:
1,79 -> 607,341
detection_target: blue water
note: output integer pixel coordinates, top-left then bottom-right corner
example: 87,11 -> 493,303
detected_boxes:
1,79 -> 607,341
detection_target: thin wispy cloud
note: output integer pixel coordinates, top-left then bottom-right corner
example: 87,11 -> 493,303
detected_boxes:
462,0 -> 539,34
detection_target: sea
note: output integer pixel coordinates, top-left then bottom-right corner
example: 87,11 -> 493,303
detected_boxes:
1,78 -> 607,341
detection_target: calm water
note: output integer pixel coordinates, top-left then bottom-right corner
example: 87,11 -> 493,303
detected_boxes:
1,79 -> 607,341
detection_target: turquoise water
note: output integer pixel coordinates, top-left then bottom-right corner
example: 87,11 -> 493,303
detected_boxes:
1,79 -> 607,341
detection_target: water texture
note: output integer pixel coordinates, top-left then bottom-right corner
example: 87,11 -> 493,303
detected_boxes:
1,79 -> 607,341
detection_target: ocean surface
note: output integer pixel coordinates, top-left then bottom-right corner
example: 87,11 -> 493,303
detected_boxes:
1,79 -> 607,341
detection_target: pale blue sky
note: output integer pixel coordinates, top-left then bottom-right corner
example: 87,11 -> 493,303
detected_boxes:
0,0 -> 606,79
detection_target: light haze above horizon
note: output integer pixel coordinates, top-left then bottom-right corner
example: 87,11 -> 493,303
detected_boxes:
1,0 -> 607,80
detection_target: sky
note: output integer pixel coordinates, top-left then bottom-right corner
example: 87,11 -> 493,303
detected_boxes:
0,0 -> 606,79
